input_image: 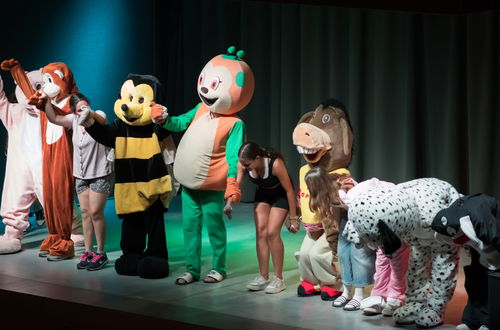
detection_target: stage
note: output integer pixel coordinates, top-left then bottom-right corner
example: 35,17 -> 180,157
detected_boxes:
0,197 -> 465,330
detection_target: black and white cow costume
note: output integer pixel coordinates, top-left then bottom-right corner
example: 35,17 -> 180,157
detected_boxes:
344,178 -> 461,329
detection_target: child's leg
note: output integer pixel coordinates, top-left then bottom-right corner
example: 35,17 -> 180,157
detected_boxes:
88,189 -> 108,253
370,247 -> 392,299
77,188 -> 93,253
351,243 -> 376,300
387,243 -> 410,302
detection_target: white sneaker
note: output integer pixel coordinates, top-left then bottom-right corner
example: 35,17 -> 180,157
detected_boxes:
478,326 -> 489,330
456,324 -> 471,330
246,275 -> 270,291
381,297 -> 403,316
265,276 -> 286,294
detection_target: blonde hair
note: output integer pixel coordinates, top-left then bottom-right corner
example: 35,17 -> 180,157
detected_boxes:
305,167 -> 345,229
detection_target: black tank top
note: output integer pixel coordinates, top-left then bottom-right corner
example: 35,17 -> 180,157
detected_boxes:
247,158 -> 281,189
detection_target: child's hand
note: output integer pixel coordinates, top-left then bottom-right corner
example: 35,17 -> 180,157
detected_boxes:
151,101 -> 168,124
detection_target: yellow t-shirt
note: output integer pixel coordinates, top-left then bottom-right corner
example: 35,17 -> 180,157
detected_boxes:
299,165 -> 350,227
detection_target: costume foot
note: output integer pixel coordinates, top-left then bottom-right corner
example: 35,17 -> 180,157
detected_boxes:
297,280 -> 320,297
415,308 -> 443,329
203,270 -> 224,283
115,253 -> 140,276
320,286 -> 342,301
138,256 -> 169,279
0,236 -> 21,254
393,302 -> 423,325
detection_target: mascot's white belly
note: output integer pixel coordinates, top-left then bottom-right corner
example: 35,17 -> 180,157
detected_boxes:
174,112 -> 218,189
45,120 -> 63,145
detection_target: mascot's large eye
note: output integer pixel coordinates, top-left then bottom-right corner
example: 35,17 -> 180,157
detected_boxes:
322,114 -> 331,124
210,77 -> 221,90
42,73 -> 52,84
138,97 -> 144,104
129,94 -> 133,102
198,73 -> 204,85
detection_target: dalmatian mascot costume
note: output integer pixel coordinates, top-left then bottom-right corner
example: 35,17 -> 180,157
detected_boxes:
345,178 -> 461,328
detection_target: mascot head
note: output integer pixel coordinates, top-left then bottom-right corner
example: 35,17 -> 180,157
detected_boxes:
114,74 -> 163,126
41,62 -> 78,102
197,46 -> 254,115
292,99 -> 353,171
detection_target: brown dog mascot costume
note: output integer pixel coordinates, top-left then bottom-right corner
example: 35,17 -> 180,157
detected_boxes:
292,98 -> 354,300
32,62 -> 78,260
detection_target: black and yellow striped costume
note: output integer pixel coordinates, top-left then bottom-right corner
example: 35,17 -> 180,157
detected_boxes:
87,121 -> 172,216
86,119 -> 172,278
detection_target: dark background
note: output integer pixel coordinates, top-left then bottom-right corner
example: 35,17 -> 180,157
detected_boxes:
1,0 -> 499,200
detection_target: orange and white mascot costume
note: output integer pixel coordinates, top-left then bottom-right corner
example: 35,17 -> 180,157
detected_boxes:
36,62 -> 78,260
153,46 -> 254,283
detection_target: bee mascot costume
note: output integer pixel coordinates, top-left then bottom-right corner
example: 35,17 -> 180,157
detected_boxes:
152,46 -> 254,284
79,74 -> 173,279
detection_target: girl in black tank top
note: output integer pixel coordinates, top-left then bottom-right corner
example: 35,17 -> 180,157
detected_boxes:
224,142 -> 299,294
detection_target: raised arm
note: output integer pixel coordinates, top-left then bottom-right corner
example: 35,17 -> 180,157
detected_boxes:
44,98 -> 74,128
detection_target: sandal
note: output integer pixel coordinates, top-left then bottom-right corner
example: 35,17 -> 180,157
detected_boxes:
344,298 -> 361,311
175,272 -> 197,285
203,270 -> 224,283
332,295 -> 350,307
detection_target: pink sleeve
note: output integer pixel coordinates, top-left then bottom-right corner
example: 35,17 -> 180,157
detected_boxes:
0,77 -> 13,129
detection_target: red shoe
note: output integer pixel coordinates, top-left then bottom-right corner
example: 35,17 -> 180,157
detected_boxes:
297,280 -> 320,297
320,286 -> 342,301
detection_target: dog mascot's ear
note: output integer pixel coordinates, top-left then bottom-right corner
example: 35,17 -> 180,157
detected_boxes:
377,220 -> 401,257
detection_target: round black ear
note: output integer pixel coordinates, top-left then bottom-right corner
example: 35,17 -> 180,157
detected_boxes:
377,220 -> 401,257
126,73 -> 164,104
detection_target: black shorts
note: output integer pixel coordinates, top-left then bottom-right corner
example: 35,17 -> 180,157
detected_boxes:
254,185 -> 289,210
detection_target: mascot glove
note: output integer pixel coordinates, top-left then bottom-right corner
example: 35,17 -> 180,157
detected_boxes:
224,177 -> 241,203
27,91 -> 47,110
78,106 -> 95,128
151,102 -> 168,124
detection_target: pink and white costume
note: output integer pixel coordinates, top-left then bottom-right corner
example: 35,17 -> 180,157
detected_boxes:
0,71 -> 44,253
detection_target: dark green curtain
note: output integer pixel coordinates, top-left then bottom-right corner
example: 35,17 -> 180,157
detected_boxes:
153,0 -> 500,198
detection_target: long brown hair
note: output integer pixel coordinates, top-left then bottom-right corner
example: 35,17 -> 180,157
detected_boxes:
305,167 -> 345,228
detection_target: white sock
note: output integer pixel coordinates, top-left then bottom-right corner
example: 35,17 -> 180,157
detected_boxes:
341,284 -> 351,298
353,287 -> 364,301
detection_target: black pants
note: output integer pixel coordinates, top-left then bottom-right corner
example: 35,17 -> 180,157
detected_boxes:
120,199 -> 168,259
462,249 -> 489,329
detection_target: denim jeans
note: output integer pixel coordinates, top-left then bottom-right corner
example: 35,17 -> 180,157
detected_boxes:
337,233 -> 376,287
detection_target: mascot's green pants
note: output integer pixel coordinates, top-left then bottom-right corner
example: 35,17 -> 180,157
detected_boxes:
182,187 -> 226,280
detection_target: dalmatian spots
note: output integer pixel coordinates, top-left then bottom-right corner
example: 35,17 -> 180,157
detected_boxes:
348,185 -> 419,244
344,178 -> 461,329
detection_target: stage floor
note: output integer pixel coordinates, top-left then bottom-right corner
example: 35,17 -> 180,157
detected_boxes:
0,197 -> 465,329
